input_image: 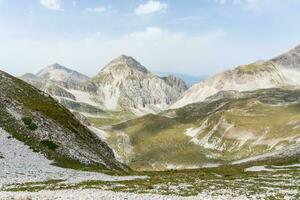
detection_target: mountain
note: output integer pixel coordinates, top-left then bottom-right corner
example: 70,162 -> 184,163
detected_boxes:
171,45 -> 300,109
154,71 -> 206,87
21,56 -> 187,121
36,63 -> 89,89
0,70 -> 127,171
103,88 -> 300,170
85,55 -> 187,115
19,73 -> 39,84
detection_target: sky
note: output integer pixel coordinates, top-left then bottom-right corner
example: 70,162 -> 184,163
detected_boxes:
0,0 -> 300,77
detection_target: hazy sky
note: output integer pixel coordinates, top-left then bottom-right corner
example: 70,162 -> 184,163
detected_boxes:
1,0 -> 300,77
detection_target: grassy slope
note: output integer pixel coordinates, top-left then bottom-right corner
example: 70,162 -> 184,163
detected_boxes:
106,89 -> 300,170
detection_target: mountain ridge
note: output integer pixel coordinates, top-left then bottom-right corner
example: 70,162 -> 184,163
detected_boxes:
171,44 -> 300,109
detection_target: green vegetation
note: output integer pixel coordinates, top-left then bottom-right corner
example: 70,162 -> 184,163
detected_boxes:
41,140 -> 59,150
22,117 -> 38,131
22,117 -> 32,126
89,112 -> 135,127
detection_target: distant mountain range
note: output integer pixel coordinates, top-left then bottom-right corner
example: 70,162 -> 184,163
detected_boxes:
21,56 -> 187,118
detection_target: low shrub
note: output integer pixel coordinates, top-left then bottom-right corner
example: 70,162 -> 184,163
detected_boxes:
22,117 -> 32,126
41,140 -> 59,150
22,116 -> 38,131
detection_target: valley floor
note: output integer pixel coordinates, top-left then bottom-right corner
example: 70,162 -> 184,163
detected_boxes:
0,189 -> 251,200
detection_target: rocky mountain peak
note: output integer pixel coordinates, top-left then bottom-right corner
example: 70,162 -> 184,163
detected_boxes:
101,55 -> 149,74
20,73 -> 39,81
162,75 -> 188,93
36,63 -> 89,84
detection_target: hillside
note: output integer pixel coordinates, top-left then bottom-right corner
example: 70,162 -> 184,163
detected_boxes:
102,88 -> 300,170
0,70 -> 127,171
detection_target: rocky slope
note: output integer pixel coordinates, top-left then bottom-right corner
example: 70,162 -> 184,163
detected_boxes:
0,70 -> 127,171
171,45 -> 300,109
102,88 -> 300,170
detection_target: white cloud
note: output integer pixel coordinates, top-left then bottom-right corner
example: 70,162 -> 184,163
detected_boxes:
0,27 -> 229,76
85,6 -> 106,13
40,0 -> 62,11
135,0 -> 168,15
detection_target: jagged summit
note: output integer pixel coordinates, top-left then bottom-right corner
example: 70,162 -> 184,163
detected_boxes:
101,55 -> 149,74
162,75 -> 188,93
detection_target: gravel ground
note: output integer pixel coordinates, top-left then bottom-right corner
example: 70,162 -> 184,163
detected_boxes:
0,128 -> 145,189
0,189 -> 250,200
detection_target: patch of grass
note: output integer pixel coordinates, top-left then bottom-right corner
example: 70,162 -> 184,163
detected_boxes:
89,112 -> 135,128
236,62 -> 276,75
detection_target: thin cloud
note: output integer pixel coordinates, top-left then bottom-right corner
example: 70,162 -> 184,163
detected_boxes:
215,0 -> 281,14
85,6 -> 106,13
40,0 -> 62,11
72,0 -> 77,7
135,0 -> 168,15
